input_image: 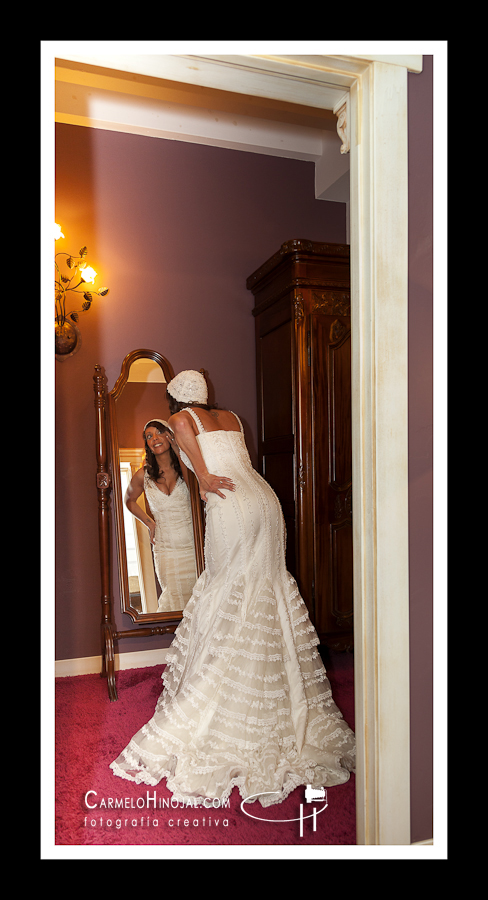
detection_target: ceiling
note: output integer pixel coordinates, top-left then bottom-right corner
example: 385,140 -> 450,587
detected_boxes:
54,55 -> 351,203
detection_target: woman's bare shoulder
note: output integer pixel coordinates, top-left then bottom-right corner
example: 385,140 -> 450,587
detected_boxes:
168,410 -> 197,434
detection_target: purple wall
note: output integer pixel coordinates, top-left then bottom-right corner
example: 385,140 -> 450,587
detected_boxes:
407,56 -> 434,844
55,56 -> 433,842
55,126 -> 346,663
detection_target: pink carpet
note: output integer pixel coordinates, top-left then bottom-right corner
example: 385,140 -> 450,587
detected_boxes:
55,652 -> 355,847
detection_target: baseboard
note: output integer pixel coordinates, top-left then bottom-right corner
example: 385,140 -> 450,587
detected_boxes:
55,647 -> 170,678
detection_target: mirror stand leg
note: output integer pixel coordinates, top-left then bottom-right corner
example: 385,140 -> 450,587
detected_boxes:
94,366 -> 118,702
101,623 -> 118,701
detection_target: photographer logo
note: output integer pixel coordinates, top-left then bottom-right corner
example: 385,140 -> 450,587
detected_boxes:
240,785 -> 328,837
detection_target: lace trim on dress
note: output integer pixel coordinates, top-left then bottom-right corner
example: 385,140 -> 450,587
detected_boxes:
110,567 -> 355,803
182,408 -> 244,435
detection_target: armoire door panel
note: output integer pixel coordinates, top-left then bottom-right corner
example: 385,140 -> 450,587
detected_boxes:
330,519 -> 354,636
283,515 -> 296,575
260,320 -> 293,442
292,292 -> 314,617
262,450 -> 296,578
311,311 -> 352,644
262,450 -> 295,508
327,322 -> 352,490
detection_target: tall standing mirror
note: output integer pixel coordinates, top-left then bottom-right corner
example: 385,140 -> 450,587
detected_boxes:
94,349 -> 205,700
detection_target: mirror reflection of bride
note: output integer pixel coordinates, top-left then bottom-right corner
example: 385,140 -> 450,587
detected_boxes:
124,418 -> 197,612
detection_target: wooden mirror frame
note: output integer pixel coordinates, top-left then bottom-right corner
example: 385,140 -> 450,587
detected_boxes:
94,349 -> 205,701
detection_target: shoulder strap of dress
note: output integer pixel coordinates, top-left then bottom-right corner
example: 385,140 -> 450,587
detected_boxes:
181,407 -> 205,433
230,411 -> 244,434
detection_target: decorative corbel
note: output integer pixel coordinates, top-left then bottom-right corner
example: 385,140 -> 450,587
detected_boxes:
333,94 -> 350,155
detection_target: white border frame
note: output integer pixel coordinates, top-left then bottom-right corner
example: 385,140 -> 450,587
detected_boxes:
49,47 -> 427,847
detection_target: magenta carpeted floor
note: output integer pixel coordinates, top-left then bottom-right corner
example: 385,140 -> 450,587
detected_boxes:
55,650 -> 355,848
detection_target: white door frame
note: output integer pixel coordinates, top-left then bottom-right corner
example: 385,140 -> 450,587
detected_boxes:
54,50 -> 421,845
347,58 -> 412,845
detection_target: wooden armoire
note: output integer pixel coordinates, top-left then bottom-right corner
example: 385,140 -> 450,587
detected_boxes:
247,239 -> 353,651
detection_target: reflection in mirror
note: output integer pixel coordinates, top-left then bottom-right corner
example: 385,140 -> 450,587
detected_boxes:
130,420 -> 197,612
109,351 -> 202,625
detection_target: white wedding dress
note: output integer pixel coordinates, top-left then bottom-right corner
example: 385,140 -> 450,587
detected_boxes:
110,410 -> 355,806
144,472 -> 197,611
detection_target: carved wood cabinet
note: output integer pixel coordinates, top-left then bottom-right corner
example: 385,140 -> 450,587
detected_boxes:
247,240 -> 353,650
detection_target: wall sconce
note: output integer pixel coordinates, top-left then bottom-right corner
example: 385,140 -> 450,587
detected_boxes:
55,224 -> 109,361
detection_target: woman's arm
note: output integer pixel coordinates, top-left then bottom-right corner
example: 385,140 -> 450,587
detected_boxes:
124,467 -> 156,544
168,412 -> 235,501
168,434 -> 191,488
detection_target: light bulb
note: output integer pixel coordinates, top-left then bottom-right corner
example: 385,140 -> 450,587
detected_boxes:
80,265 -> 97,284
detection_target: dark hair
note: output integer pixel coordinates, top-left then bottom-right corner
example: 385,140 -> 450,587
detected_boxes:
143,421 -> 183,483
166,390 -> 221,416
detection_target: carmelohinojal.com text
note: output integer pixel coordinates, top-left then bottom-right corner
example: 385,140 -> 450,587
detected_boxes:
84,791 -> 230,829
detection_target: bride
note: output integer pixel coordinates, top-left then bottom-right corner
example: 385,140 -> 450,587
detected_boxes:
110,370 -> 355,807
124,418 -> 197,611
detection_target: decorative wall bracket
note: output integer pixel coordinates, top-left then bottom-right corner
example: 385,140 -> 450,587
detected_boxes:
333,94 -> 350,155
